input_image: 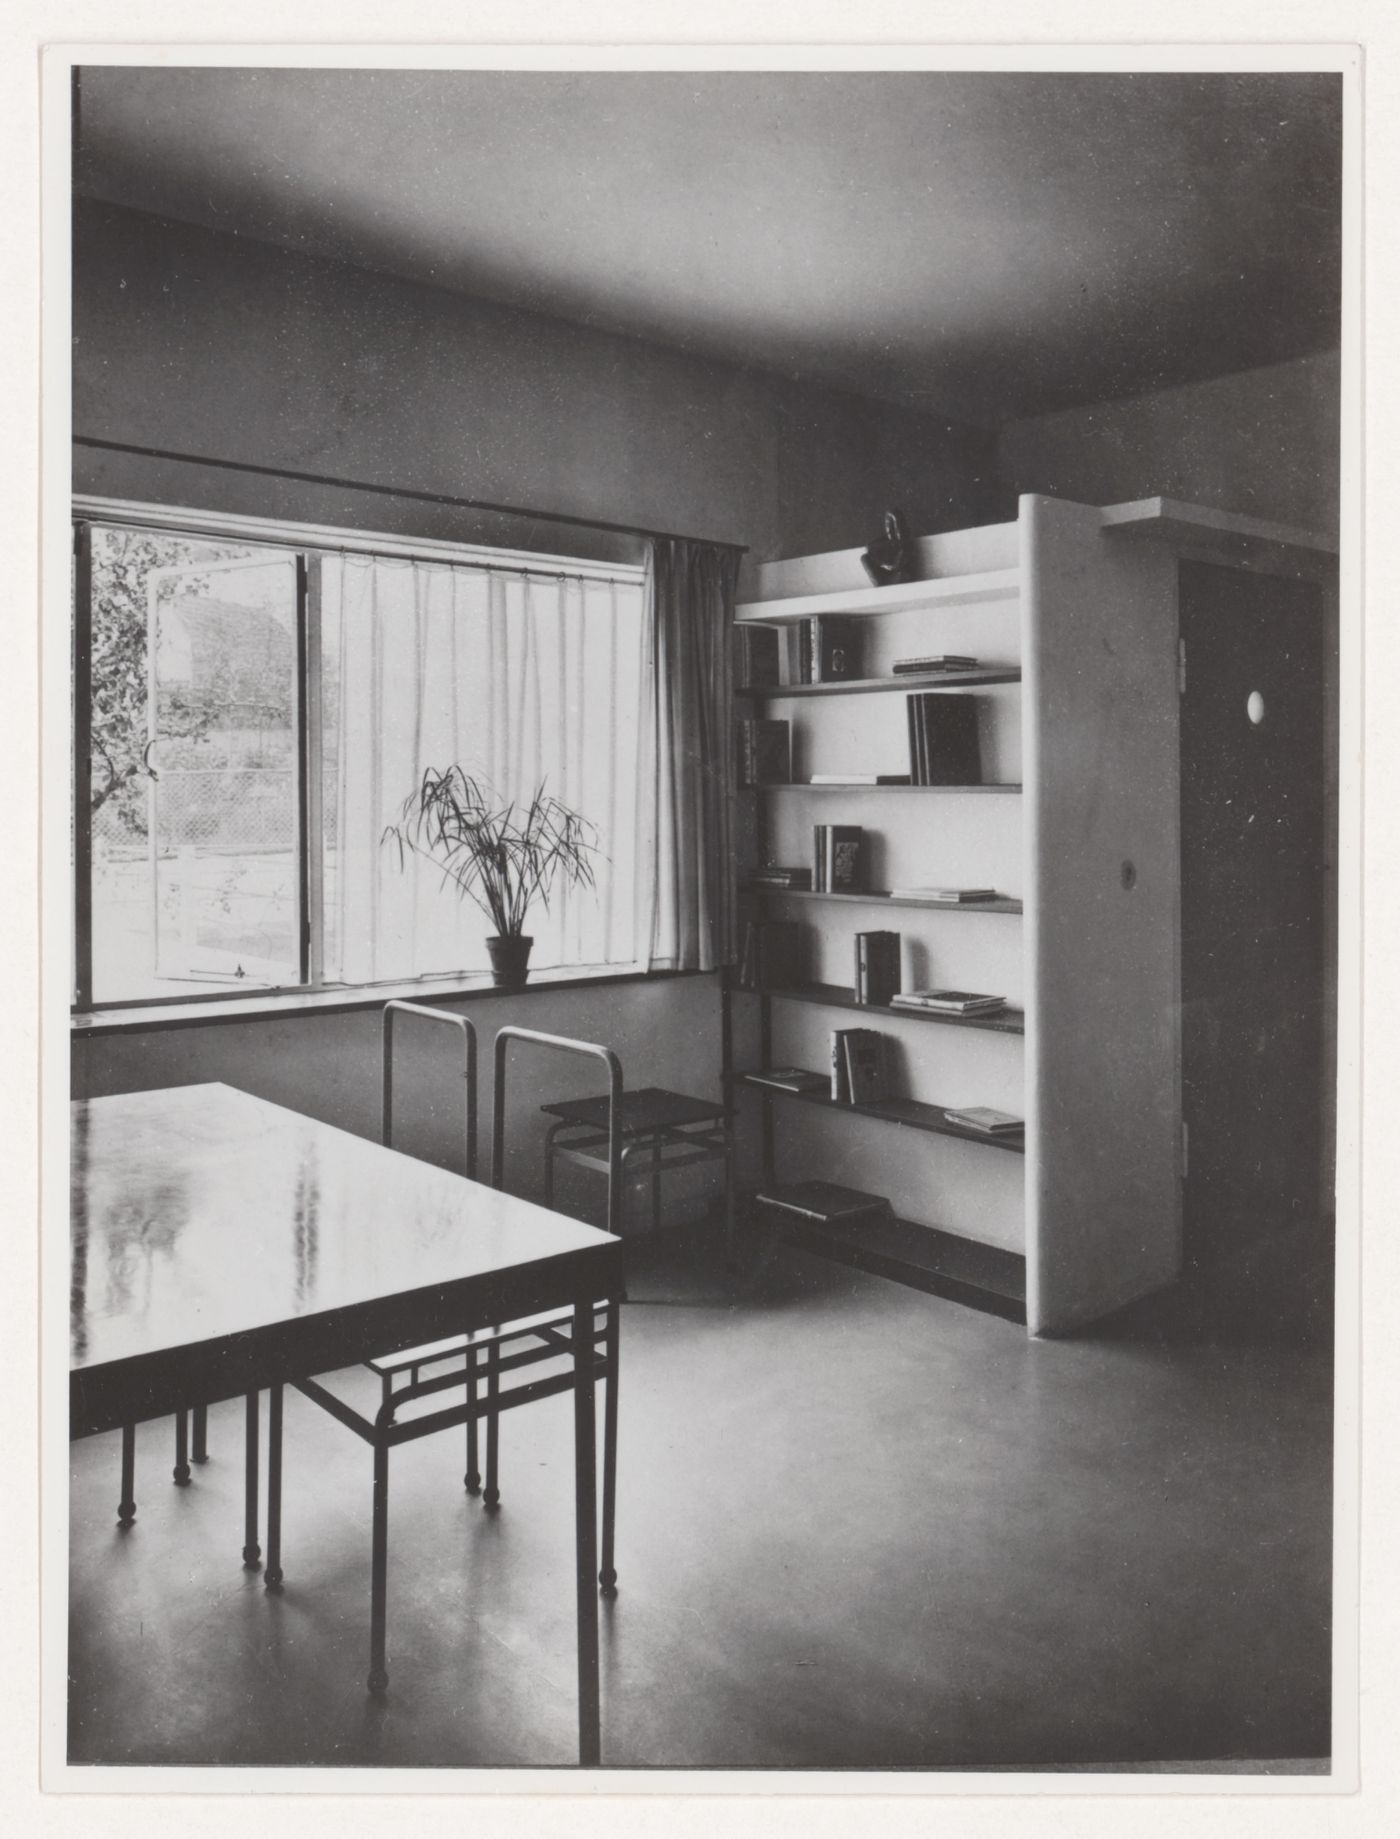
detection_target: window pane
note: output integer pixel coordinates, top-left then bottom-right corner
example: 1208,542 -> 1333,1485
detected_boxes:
320,556 -> 648,986
86,527 -> 301,1002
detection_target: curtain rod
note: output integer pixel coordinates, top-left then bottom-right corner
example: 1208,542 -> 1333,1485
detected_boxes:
72,436 -> 750,556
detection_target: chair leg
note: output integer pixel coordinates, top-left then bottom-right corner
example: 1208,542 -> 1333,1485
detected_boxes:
264,1384 -> 284,1591
368,1438 -> 390,1695
173,1410 -> 191,1486
651,1139 -> 662,1235
464,1347 -> 481,1494
192,1403 -> 209,1464
600,1304 -> 620,1597
242,1392 -> 261,1569
117,1424 -> 136,1527
483,1339 -> 501,1509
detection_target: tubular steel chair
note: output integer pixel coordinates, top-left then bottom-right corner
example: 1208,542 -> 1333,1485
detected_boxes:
114,1379 -> 264,1576
269,1006 -> 621,1697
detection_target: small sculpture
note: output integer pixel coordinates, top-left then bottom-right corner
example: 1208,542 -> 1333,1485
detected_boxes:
860,509 -> 913,588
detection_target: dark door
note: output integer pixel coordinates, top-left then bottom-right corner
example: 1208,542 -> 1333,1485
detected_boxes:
1178,560 -> 1329,1280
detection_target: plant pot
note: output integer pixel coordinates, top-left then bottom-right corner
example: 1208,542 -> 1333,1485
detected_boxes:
486,934 -> 534,990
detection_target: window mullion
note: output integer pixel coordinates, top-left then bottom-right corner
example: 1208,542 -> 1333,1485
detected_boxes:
301,552 -> 325,989
73,523 -> 94,1013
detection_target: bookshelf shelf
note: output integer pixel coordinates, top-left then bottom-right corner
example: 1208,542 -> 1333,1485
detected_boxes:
734,567 -> 1021,623
736,1073 -> 1026,1153
746,887 -> 1023,915
736,668 -> 1021,698
769,1208 -> 1027,1325
754,982 -> 1026,1035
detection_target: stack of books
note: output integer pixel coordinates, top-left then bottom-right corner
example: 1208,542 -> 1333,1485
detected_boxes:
809,773 -> 911,786
905,692 -> 982,785
813,824 -> 864,892
854,930 -> 901,1005
737,918 -> 803,990
892,654 -> 981,675
738,718 -> 791,787
887,886 -> 997,903
748,865 -> 813,891
829,1027 -> 891,1104
944,1107 -> 1024,1137
755,1179 -> 892,1226
889,989 -> 1007,1016
745,1066 -> 828,1094
735,624 -> 781,689
790,615 -> 864,684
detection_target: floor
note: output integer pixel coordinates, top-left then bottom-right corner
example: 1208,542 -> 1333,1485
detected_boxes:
66,1224 -> 1334,1773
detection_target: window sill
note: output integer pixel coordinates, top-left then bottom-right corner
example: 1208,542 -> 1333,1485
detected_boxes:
71,965 -> 711,1036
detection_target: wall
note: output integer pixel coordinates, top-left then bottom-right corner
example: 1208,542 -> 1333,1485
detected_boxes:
71,200 -> 1000,1214
1000,354 -> 1342,1228
996,351 -> 1340,534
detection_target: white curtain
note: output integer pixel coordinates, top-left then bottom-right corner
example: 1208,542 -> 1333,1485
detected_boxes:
321,553 -> 651,986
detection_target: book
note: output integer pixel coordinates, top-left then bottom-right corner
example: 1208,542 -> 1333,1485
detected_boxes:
944,1107 -> 1024,1136
735,624 -> 781,689
754,1180 -> 892,1225
738,718 -> 791,787
854,930 -> 901,1006
890,989 -> 1006,1014
809,773 -> 911,786
842,1029 -> 890,1105
887,887 -> 998,903
746,1067 -> 829,1094
829,1027 -> 854,1101
906,692 -> 982,786
812,824 -> 865,893
809,615 -> 863,683
892,655 -> 980,675
739,919 -> 803,990
748,866 -> 813,890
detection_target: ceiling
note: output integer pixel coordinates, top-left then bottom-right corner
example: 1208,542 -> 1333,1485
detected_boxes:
74,67 -> 1342,427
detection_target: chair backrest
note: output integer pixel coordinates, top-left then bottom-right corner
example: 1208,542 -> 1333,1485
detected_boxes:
491,1025 -> 624,1237
381,1000 -> 479,1180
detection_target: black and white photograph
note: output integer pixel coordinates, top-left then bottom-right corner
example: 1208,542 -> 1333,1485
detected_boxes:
19,13 -> 1385,1813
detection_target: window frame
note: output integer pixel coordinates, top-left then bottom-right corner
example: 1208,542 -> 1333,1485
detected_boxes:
72,495 -> 648,1017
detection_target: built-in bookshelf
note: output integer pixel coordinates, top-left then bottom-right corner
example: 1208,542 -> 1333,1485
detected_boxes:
725,495 -> 1332,1334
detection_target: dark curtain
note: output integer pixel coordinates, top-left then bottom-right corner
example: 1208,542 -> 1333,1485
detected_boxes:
645,537 -> 740,971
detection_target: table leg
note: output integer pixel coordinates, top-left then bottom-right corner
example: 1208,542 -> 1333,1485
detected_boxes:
265,1384 -> 284,1591
117,1423 -> 136,1527
242,1392 -> 261,1569
484,1339 -> 500,1510
723,1123 -> 737,1267
464,1345 -> 481,1494
173,1410 -> 191,1486
600,1302 -> 619,1597
573,1297 -> 601,1766
368,1438 -> 389,1695
651,1138 -> 662,1234
192,1403 -> 208,1464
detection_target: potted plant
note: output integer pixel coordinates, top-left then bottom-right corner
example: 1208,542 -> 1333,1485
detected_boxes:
384,767 -> 600,989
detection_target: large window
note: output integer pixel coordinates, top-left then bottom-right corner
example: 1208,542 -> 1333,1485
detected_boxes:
74,504 -> 650,1008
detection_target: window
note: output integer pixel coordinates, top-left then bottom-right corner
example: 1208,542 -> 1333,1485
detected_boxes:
74,504 -> 650,1009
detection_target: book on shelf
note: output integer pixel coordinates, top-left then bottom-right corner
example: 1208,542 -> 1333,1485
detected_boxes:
748,866 -> 813,890
944,1106 -> 1024,1136
892,655 -> 981,675
905,691 -> 982,786
810,615 -> 864,683
738,718 -> 791,787
737,918 -> 803,990
890,989 -> 1007,1014
887,886 -> 998,903
812,824 -> 865,892
854,930 -> 902,1006
746,1066 -> 829,1094
735,624 -> 781,690
809,773 -> 912,786
829,1027 -> 853,1101
841,1028 -> 891,1105
755,1179 -> 892,1225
